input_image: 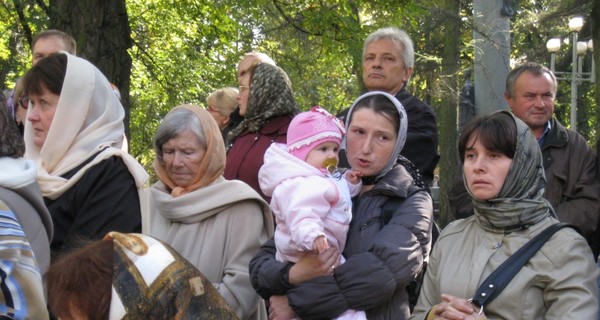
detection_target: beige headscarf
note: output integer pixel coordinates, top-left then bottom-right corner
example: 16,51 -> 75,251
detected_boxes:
153,105 -> 226,197
23,52 -> 148,200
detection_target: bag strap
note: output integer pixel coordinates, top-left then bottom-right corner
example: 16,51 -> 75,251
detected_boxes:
470,223 -> 574,309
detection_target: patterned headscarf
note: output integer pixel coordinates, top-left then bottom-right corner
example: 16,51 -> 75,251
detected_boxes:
226,63 -> 299,145
106,232 -> 238,319
468,110 -> 553,233
154,105 -> 225,197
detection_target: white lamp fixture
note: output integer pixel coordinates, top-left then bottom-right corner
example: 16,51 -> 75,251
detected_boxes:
545,16 -> 594,133
576,42 -> 588,55
546,38 -> 561,53
568,17 -> 584,32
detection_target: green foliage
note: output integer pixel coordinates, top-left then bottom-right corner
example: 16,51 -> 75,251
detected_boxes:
0,0 -> 48,88
126,0 -> 243,160
0,0 -> 596,172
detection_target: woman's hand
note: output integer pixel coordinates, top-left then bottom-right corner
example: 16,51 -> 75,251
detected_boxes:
268,295 -> 297,320
288,246 -> 339,285
432,294 -> 486,320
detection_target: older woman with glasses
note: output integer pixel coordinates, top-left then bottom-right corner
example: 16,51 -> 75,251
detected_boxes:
224,62 -> 299,202
6,78 -> 28,135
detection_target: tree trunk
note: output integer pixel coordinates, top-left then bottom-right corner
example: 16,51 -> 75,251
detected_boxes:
48,0 -> 133,139
438,0 -> 462,228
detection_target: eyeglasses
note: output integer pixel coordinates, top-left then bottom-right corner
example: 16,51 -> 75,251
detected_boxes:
239,85 -> 250,92
18,96 -> 29,109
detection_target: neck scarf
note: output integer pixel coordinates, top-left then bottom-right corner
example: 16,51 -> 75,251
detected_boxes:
468,111 -> 553,233
226,63 -> 299,146
342,91 -> 408,183
154,105 -> 225,197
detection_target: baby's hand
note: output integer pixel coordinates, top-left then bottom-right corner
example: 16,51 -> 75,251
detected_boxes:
345,170 -> 363,185
313,235 -> 329,254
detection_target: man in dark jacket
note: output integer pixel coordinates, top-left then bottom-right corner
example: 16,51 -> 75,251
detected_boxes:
338,27 -> 439,187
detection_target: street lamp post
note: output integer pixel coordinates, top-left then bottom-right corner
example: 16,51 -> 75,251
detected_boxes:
546,17 -> 595,132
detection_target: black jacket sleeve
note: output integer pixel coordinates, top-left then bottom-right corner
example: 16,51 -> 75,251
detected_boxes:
249,238 -> 294,299
249,240 -> 397,319
288,252 -> 397,319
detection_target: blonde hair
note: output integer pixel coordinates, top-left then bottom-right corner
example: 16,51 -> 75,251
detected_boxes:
206,87 -> 239,116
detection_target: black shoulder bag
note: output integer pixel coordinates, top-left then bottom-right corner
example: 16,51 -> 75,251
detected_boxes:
469,223 -> 575,313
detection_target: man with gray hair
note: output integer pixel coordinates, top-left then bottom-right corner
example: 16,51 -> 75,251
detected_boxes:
339,27 -> 439,186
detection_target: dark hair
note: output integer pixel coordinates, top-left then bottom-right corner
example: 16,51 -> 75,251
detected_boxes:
458,112 -> 517,163
22,53 -> 67,97
350,94 -> 400,134
505,62 -> 557,98
32,29 -> 77,55
46,239 -> 113,320
0,91 -> 25,158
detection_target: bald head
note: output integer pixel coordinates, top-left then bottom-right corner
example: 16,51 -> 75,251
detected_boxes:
237,52 -> 276,85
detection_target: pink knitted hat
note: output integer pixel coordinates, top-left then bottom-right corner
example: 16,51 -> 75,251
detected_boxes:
287,106 -> 346,161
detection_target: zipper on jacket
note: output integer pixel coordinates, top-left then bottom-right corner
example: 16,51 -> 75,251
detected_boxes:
360,217 -> 380,237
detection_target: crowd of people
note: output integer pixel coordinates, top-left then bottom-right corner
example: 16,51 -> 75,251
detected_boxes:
0,25 -> 599,320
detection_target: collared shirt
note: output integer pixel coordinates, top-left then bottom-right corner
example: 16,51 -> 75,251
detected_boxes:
537,121 -> 552,146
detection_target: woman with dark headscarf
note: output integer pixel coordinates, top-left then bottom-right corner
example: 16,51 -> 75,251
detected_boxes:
411,111 -> 598,319
148,105 -> 274,320
224,62 -> 299,202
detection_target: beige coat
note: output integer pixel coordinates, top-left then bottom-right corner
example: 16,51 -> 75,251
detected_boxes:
147,177 -> 273,320
411,216 -> 598,319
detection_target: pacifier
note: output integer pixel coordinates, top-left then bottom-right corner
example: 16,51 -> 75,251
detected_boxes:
323,158 -> 338,174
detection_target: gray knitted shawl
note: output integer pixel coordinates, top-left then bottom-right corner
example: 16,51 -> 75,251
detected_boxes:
469,110 -> 554,233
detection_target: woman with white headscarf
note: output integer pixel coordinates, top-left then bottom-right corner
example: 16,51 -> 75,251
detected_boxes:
22,52 -> 148,257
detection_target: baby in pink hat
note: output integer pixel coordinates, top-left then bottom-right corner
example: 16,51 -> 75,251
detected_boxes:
259,106 -> 365,320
